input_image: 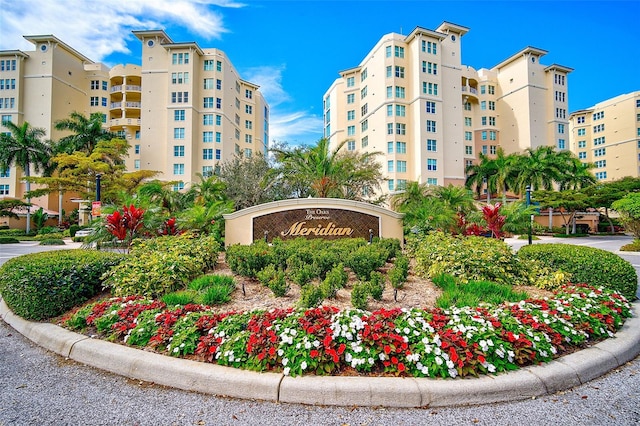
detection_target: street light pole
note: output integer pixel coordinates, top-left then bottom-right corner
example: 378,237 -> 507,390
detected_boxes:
95,173 -> 102,202
526,185 -> 532,245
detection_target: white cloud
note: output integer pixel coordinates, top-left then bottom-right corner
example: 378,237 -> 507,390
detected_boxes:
0,0 -> 241,61
243,65 -> 322,145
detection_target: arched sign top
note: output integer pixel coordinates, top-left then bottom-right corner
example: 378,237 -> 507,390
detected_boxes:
223,198 -> 404,246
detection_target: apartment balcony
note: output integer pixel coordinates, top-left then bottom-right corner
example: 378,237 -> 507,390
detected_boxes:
461,86 -> 479,101
110,118 -> 141,128
125,101 -> 141,109
109,101 -> 122,111
110,84 -> 142,93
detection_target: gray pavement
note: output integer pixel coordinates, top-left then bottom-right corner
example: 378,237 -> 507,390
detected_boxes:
1,235 -> 640,425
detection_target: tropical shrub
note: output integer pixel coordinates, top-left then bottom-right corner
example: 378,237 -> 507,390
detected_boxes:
321,263 -> 348,299
298,284 -> 325,308
351,281 -> 370,310
410,232 -> 532,286
368,271 -> 385,301
0,250 -> 124,320
517,244 -> 637,300
103,234 -> 220,298
345,244 -> 387,280
0,229 -> 25,236
226,241 -> 271,278
0,236 -> 19,244
34,232 -> 64,240
39,238 -> 66,245
620,239 -> 640,252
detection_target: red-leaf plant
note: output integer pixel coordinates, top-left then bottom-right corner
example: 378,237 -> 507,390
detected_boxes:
105,204 -> 145,252
482,202 -> 506,239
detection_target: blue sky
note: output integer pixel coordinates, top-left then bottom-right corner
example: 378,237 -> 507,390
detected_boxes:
1,0 -> 639,146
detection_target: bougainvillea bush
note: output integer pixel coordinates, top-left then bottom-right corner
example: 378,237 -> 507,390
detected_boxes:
63,284 -> 631,379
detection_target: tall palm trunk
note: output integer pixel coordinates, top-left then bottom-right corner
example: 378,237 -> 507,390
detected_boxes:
25,163 -> 31,234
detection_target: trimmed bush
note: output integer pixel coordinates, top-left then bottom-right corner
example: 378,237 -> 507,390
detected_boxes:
345,244 -> 387,280
298,283 -> 325,308
0,236 -> 19,244
0,250 -> 124,320
351,281 -> 370,310
620,239 -> 640,252
69,224 -> 80,238
518,244 -> 638,300
103,234 -> 221,298
0,229 -> 25,236
39,238 -> 66,245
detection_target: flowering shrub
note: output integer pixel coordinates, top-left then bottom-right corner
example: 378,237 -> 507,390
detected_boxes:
63,284 -> 631,379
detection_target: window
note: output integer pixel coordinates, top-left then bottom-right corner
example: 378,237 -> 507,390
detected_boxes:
387,142 -> 393,154
387,105 -> 393,117
245,105 -> 253,115
488,85 -> 495,95
427,158 -> 437,171
558,124 -> 565,134
556,108 -> 566,119
347,125 -> 355,136
388,180 -> 395,191
174,146 -> 185,157
395,66 -> 405,78
394,46 -> 405,58
203,131 -> 213,143
554,74 -> 565,86
481,101 -> 486,110
347,110 -> 355,121
0,184 -> 9,195
578,140 -> 587,148
347,140 -> 356,151
465,145 -> 473,155
422,41 -> 437,54
171,92 -> 188,103
347,93 -> 355,104
101,97 -> 107,107
426,101 -> 436,114
387,123 -> 393,135
172,182 -> 185,191
577,116 -> 585,124
361,68 -> 367,81
361,120 -> 368,132
464,131 -> 472,141
594,136 -> 605,146
346,77 -> 355,87
361,136 -> 368,148
245,89 -> 253,99
235,129 -> 240,140
204,78 -> 214,89
489,131 -> 497,140
465,117 -> 472,126
395,86 -> 405,98
204,60 -> 214,71
490,145 -> 497,155
427,178 -> 438,185
426,139 -> 437,151
217,98 -> 222,109
578,152 -> 587,159
489,101 -> 495,110
396,141 -> 406,153
202,166 -> 214,177
482,145 -> 488,154
397,160 -> 407,173
464,102 -> 472,111
215,79 -> 222,90
387,160 -> 394,172
1,115 -> 10,124
171,53 -> 189,64
173,164 -> 185,175
396,105 -> 405,116
134,159 -> 140,170
172,72 -> 188,84
386,86 -> 393,98
203,149 -> 213,160
594,159 -> 606,168
482,131 -> 487,140
396,123 -> 406,135
203,114 -> 213,125
577,128 -> 585,136
361,103 -> 368,116
174,110 -> 185,121
134,144 -> 140,155
425,82 -> 438,95
488,117 -> 496,126
558,139 -> 566,150
594,148 -> 606,157
593,124 -> 605,133
595,171 -> 607,180
427,62 -> 437,75
216,61 -> 222,72
215,132 -> 221,142
90,97 -> 99,106
385,46 -> 392,58
102,81 -> 108,91
245,148 -> 252,158
482,117 -> 487,126
555,91 -> 566,102
245,134 -> 252,144
396,179 -> 407,190
426,120 -> 436,132
173,128 -> 185,139
0,167 -> 9,177
216,115 -> 222,125
204,97 -> 214,108
480,85 -> 486,95
245,120 -> 252,130
91,80 -> 99,90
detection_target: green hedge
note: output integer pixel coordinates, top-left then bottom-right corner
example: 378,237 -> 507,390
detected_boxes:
103,234 -> 221,298
0,236 -> 19,244
517,244 -> 638,300
0,250 -> 125,320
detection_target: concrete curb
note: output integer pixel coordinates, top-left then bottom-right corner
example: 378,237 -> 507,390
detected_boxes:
1,296 -> 639,408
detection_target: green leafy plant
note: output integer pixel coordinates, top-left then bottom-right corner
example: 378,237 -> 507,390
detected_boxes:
321,263 -> 348,299
368,271 -> 385,301
345,244 -> 387,280
351,281 -> 370,310
517,244 -> 637,300
200,278 -> 235,305
298,283 -> 325,308
620,239 -> 640,252
162,290 -> 198,306
433,274 -> 530,309
38,238 -> 66,245
0,236 -> 19,244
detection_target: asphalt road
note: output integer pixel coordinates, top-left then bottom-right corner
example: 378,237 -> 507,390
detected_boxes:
1,235 -> 639,425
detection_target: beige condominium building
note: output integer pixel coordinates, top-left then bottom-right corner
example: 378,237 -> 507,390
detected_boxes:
323,22 -> 572,196
569,91 -> 640,182
0,31 -> 268,218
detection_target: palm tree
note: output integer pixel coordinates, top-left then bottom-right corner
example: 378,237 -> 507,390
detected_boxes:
390,181 -> 430,211
272,138 -> 382,199
465,152 -> 497,203
0,121 -> 52,233
432,184 -> 476,215
557,155 -> 596,191
54,111 -> 117,154
486,148 -> 519,203
512,146 -> 564,195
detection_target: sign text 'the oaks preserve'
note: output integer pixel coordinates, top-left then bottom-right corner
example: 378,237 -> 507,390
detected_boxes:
252,208 -> 379,243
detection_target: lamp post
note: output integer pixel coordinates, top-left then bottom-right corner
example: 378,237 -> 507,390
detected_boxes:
526,185 -> 532,245
95,173 -> 102,202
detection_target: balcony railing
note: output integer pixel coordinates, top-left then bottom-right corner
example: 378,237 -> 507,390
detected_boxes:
125,102 -> 141,108
110,85 -> 141,92
461,86 -> 478,95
